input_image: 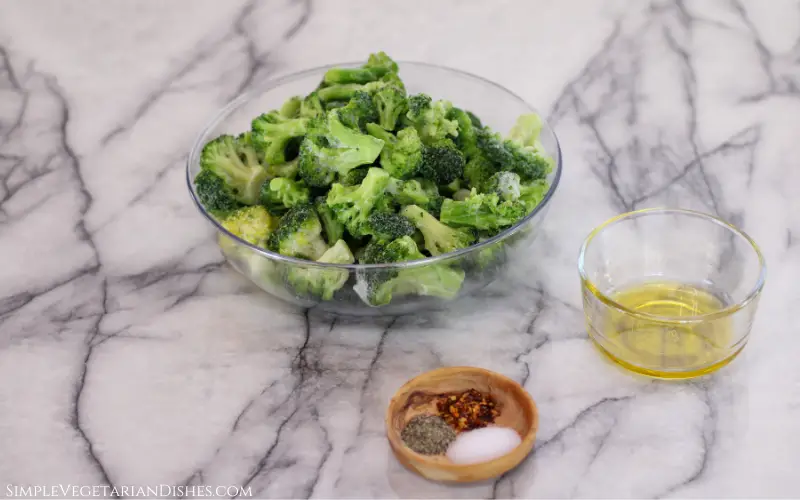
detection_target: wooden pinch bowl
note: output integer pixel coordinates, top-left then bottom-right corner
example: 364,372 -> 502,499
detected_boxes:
385,366 -> 538,483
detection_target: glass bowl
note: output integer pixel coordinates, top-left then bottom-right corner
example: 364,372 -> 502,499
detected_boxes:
578,208 -> 766,378
186,62 -> 562,315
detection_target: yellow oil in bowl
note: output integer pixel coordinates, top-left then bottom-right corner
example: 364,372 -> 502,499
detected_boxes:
586,281 -> 741,379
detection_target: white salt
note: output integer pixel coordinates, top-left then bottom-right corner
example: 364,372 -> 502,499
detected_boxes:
446,426 -> 522,465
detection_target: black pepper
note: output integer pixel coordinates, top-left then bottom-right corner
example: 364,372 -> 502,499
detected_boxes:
400,415 -> 456,455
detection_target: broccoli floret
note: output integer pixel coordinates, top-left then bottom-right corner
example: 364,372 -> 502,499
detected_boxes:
298,111 -> 384,187
300,93 -> 325,119
418,138 -> 465,185
358,236 -> 465,306
404,94 -> 459,144
508,113 -> 543,147
280,96 -> 302,118
260,177 -> 310,212
476,128 -> 549,181
340,166 -> 370,186
360,212 -> 415,241
195,169 -> 243,217
322,51 -> 398,85
336,91 -> 378,131
372,193 -> 396,214
447,107 -> 478,159
220,205 -> 275,247
317,83 -> 364,103
285,239 -> 354,300
386,178 -> 443,216
366,123 -> 423,180
439,190 -> 528,231
365,51 -> 399,74
372,84 -> 407,130
466,110 -> 482,128
463,153 -> 498,190
251,112 -> 308,165
482,171 -> 521,201
314,196 -> 344,244
268,204 -> 328,260
326,167 -> 391,236
264,158 -> 299,179
198,134 -> 269,206
400,205 -> 475,256
519,179 -> 549,212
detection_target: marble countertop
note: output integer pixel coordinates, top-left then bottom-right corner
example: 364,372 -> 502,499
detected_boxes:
1,0 -> 799,498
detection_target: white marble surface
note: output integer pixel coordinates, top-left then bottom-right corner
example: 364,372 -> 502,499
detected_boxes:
1,0 -> 799,498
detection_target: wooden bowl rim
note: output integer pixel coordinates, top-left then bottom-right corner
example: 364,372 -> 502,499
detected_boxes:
385,366 -> 539,473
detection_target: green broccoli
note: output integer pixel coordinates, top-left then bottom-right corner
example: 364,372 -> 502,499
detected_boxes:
439,190 -> 528,231
360,212 -> 416,241
463,153 -> 498,191
404,94 -> 459,144
340,166 -> 370,186
476,127 -> 549,181
418,138 -> 465,185
466,110 -> 482,128
386,178 -> 443,216
326,167 -> 391,236
220,205 -> 275,247
366,123 -> 423,179
400,205 -> 475,256
298,111 -> 384,187
358,236 -> 465,306
260,177 -> 310,212
300,93 -> 325,119
507,113 -> 543,147
440,178 -> 461,196
197,134 -> 269,207
250,111 -> 308,165
314,196 -> 344,244
372,84 -> 407,130
268,204 -> 329,260
336,91 -> 378,131
519,179 -> 549,212
322,51 -> 398,85
195,169 -> 243,217
447,107 -> 478,159
482,171 -> 521,201
280,96 -> 302,118
285,239 -> 354,300
317,83 -> 364,103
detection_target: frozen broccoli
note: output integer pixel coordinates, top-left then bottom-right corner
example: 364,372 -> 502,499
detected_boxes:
314,196 -> 344,244
268,204 -> 329,260
482,171 -> 521,201
285,239 -> 354,300
196,134 -> 269,208
298,110 -> 384,187
418,138 -> 465,185
340,166 -> 370,186
326,167 -> 391,237
260,177 -> 310,212
439,190 -> 528,231
366,123 -> 423,180
386,178 -> 443,215
322,51 -> 398,85
360,212 -> 416,241
358,236 -> 465,306
220,205 -> 275,247
404,94 -> 459,144
519,179 -> 549,212
447,107 -> 479,159
476,127 -> 549,181
336,91 -> 378,132
300,93 -> 325,119
400,205 -> 475,256
463,153 -> 499,191
251,111 -> 308,165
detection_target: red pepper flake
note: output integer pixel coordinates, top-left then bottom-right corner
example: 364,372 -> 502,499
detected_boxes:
435,388 -> 499,432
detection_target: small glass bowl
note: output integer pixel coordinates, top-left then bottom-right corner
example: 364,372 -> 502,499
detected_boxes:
578,208 -> 766,379
186,62 -> 562,316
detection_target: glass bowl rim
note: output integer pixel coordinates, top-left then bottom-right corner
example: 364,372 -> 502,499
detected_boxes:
186,60 -> 563,270
577,207 -> 767,323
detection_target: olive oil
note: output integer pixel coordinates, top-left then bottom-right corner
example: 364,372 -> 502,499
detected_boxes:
587,281 -> 740,378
